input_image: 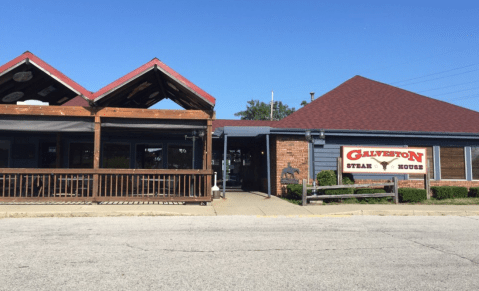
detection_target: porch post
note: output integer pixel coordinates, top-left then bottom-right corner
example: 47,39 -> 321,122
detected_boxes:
206,119 -> 212,199
266,134 -> 271,198
223,134 -> 227,198
92,115 -> 101,202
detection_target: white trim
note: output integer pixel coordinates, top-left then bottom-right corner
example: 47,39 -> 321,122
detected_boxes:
0,60 -> 27,77
29,60 -> 82,96
155,65 -> 215,107
437,146 -> 441,180
93,66 -> 155,103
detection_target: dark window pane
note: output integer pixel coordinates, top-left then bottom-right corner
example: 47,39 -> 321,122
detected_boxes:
409,146 -> 434,179
103,143 -> 130,169
471,148 -> 479,180
440,147 -> 465,179
69,143 -> 94,168
136,144 -> 163,169
0,140 -> 9,167
168,145 -> 192,169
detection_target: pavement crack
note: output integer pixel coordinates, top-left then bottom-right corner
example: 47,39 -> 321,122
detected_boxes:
125,243 -> 149,252
379,231 -> 479,266
156,246 -> 402,253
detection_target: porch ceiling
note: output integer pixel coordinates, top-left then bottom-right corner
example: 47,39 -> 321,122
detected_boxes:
0,52 -> 90,106
91,59 -> 216,111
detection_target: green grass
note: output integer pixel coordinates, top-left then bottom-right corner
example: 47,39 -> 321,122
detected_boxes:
282,197 -> 479,206
414,197 -> 479,205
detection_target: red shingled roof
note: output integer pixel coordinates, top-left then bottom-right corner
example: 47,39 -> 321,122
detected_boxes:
91,58 -> 215,106
212,119 -> 277,131
276,75 -> 479,134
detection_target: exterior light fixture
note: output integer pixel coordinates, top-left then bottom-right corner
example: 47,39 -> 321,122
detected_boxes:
319,130 -> 325,139
305,130 -> 312,142
198,130 -> 205,138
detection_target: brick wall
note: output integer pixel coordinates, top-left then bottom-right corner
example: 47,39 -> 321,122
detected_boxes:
273,136 -> 309,196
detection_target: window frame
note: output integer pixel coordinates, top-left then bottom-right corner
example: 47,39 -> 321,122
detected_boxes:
102,142 -> 131,169
439,146 -> 466,180
135,143 -> 164,169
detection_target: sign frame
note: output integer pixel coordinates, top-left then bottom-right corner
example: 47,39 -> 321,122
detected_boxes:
341,146 -> 428,175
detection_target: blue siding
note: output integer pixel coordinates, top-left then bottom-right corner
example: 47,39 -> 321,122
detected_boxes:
311,135 -> 479,181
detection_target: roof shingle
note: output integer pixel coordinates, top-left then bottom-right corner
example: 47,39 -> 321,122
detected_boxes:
276,75 -> 479,134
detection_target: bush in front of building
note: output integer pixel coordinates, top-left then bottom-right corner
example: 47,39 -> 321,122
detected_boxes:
355,188 -> 391,203
286,184 -> 311,200
316,170 -> 337,186
431,186 -> 468,199
398,188 -> 427,203
469,187 -> 479,197
316,170 -> 355,195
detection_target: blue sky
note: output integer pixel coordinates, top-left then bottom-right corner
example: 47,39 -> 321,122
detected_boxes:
1,0 -> 478,119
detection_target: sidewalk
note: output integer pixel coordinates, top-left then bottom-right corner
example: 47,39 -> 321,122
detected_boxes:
0,191 -> 478,218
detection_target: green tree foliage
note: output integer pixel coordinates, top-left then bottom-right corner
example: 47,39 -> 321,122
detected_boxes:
234,99 -> 295,120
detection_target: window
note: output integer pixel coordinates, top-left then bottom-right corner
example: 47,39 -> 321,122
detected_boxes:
471,147 -> 479,180
167,144 -> 192,169
69,143 -> 94,168
440,147 -> 465,179
0,140 -> 10,167
103,143 -> 130,169
136,144 -> 163,169
409,146 -> 434,179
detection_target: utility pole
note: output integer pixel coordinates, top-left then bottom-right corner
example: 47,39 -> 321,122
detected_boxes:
270,90 -> 274,121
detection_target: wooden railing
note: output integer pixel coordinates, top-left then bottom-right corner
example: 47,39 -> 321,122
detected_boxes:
301,177 -> 399,205
0,169 -> 212,203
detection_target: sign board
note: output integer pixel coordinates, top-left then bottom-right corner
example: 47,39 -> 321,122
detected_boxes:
342,146 -> 427,174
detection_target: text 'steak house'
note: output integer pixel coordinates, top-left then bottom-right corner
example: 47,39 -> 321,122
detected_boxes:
213,76 -> 479,197
0,52 -> 215,203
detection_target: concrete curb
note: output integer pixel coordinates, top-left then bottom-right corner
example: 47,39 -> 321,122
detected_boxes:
326,210 -> 479,216
0,211 -> 213,219
1,210 -> 479,218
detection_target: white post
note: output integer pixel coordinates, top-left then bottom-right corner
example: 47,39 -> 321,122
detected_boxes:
270,90 -> 274,121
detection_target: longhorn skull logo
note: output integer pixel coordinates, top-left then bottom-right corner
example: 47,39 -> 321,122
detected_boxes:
371,157 -> 399,171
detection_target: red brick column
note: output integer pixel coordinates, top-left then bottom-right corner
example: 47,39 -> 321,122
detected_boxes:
273,136 -> 309,196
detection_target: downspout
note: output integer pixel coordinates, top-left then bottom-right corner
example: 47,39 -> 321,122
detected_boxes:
223,134 -> 227,198
266,134 -> 271,198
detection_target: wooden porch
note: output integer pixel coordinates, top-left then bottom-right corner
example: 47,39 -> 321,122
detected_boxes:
0,105 -> 214,203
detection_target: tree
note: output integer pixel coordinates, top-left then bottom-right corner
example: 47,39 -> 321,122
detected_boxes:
300,100 -> 308,107
234,99 -> 296,120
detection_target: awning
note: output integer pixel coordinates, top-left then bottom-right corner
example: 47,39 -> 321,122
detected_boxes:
0,116 -> 94,132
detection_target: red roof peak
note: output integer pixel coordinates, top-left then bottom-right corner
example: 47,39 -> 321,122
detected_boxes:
277,76 -> 479,134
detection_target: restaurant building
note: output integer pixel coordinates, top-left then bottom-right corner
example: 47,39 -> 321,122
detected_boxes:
2,52 -> 479,201
213,76 -> 479,197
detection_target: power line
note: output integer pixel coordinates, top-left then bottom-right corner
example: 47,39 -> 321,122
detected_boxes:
398,68 -> 479,87
418,80 -> 479,93
392,63 -> 479,85
433,86 -> 479,97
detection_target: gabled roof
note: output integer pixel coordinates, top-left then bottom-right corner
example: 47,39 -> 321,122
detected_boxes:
0,52 -> 91,105
90,58 -> 215,110
0,52 -> 215,110
276,75 -> 479,134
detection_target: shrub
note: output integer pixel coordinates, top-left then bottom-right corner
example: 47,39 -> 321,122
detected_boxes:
431,186 -> 468,199
355,188 -> 390,203
469,187 -> 479,198
286,184 -> 311,200
355,188 -> 386,194
398,188 -> 427,203
317,170 -> 337,186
